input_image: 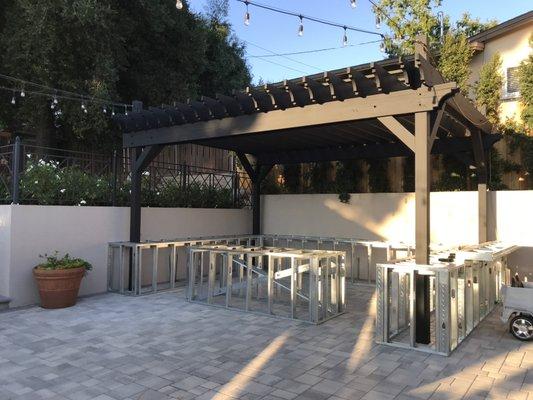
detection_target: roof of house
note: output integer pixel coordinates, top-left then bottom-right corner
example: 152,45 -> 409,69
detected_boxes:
469,10 -> 533,43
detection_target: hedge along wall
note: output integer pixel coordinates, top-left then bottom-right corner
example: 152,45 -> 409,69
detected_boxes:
0,205 -> 252,308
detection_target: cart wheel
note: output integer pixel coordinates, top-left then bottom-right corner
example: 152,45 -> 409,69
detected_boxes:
510,315 -> 533,341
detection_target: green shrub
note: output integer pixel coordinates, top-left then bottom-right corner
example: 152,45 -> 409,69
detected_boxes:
37,252 -> 92,272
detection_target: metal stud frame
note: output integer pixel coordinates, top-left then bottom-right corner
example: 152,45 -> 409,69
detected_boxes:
186,244 -> 346,324
375,242 -> 516,356
108,234 -> 413,296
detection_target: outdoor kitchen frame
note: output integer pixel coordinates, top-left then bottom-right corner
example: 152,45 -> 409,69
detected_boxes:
116,36 -> 499,342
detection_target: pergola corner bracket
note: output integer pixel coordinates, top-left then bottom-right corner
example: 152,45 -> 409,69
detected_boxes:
377,116 -> 415,152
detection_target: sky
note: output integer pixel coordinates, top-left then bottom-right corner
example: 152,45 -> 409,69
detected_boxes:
188,0 -> 532,84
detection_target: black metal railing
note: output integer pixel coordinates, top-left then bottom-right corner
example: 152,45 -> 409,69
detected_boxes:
0,138 -> 252,208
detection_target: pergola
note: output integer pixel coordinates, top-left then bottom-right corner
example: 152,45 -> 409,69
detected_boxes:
116,37 -> 499,342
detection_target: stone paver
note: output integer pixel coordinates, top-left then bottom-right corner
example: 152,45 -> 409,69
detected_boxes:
0,283 -> 531,400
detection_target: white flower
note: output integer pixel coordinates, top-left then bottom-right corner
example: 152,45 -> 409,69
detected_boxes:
34,180 -> 38,184
142,171 -> 150,176
450,172 -> 460,178
60,188 -> 66,193
80,200 -> 86,204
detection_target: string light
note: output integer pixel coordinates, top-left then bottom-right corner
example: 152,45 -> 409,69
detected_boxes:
236,0 -> 381,37
438,11 -> 444,42
298,16 -> 304,37
111,106 -> 115,117
342,27 -> 348,47
175,0 -> 183,10
244,1 -> 250,25
11,92 -> 16,105
81,102 -> 87,113
20,88 -> 25,97
103,105 -> 108,114
350,0 -> 357,8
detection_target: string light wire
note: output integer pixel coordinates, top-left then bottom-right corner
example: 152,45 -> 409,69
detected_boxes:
248,39 -> 381,58
0,73 -> 130,109
235,0 -> 383,38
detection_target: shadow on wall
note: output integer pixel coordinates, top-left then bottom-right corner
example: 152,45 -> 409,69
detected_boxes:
263,192 -> 481,246
262,193 -> 414,242
322,195 -> 412,242
508,247 -> 533,282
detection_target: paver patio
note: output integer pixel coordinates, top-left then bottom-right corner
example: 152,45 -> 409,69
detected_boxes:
0,284 -> 531,400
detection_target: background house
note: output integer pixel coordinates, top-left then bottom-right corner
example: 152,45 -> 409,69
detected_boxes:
469,11 -> 532,125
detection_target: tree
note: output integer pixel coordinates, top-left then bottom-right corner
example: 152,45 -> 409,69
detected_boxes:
517,35 -> 533,130
475,53 -> 503,125
376,0 -> 442,56
0,0 -> 251,151
437,32 -> 473,94
375,1 -> 496,96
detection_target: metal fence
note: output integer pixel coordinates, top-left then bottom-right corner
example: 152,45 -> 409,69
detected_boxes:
0,138 -> 252,208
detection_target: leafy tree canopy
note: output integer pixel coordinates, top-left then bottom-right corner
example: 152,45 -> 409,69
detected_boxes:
518,35 -> 533,130
0,0 -> 250,151
475,53 -> 503,125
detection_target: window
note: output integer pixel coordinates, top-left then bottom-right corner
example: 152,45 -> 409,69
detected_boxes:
506,67 -> 520,94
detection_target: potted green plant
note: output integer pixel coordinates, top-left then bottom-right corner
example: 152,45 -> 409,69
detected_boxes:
33,252 -> 92,309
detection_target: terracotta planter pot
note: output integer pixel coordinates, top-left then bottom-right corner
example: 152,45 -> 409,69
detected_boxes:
33,267 -> 85,309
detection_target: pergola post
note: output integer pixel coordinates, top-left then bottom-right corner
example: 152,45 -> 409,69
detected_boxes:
237,152 -> 273,235
252,177 -> 261,235
415,111 -> 431,264
414,110 -> 431,344
130,147 -> 143,243
472,129 -> 488,243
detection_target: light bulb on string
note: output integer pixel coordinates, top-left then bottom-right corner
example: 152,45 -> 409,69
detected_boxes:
103,105 -> 107,114
380,37 -> 386,53
175,0 -> 183,10
20,88 -> 25,98
298,16 -> 304,37
125,105 -> 128,116
375,13 -> 381,29
244,1 -> 250,26
111,106 -> 115,116
350,0 -> 356,8
53,95 -> 58,105
342,27 -> 348,47
81,102 -> 87,113
11,93 -> 16,105
438,11 -> 444,43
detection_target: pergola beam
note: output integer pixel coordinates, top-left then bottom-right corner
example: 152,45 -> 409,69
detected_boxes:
123,83 -> 458,148
255,135 -> 500,165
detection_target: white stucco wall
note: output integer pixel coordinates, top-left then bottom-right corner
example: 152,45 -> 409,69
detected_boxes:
262,191 -> 533,282
0,205 -> 11,298
2,191 -> 533,308
3,205 -> 251,308
262,192 -> 480,246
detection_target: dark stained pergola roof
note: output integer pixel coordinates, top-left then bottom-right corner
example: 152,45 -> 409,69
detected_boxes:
116,56 -> 497,166
117,37 -> 499,269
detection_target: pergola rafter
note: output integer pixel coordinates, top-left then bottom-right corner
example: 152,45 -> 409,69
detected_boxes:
116,36 -> 499,345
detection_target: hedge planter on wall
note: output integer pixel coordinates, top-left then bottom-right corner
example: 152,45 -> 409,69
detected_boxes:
32,253 -> 92,309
